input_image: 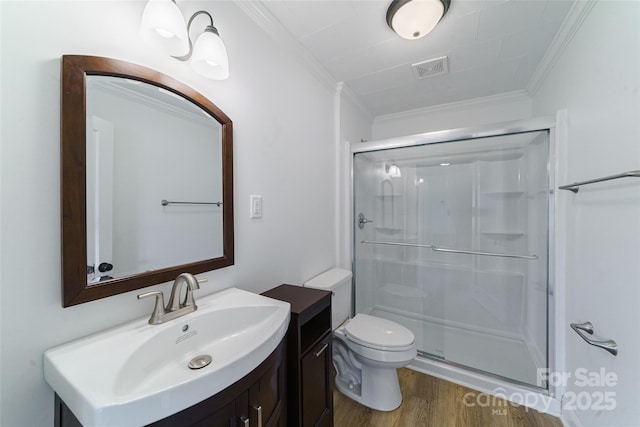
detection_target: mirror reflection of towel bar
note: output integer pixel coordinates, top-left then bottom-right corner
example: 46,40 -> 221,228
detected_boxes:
161,200 -> 222,207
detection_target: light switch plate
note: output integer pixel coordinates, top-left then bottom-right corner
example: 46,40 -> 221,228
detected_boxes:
250,195 -> 262,219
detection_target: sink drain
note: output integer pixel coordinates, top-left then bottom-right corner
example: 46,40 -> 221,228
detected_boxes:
188,354 -> 212,370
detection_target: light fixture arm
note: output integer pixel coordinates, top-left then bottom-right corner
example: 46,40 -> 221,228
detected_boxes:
173,10 -> 217,62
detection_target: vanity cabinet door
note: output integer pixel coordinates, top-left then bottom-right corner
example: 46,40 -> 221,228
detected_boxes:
249,352 -> 286,427
191,401 -> 236,427
301,334 -> 332,427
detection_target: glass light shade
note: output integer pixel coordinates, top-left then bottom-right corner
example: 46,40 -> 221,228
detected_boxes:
191,29 -> 229,80
390,0 -> 444,40
389,165 -> 401,177
387,164 -> 402,177
140,0 -> 189,56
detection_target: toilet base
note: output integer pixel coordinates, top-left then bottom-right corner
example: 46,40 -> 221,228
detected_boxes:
334,361 -> 403,411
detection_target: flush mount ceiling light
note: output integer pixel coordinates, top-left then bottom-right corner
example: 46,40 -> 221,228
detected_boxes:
140,0 -> 229,80
386,0 -> 451,40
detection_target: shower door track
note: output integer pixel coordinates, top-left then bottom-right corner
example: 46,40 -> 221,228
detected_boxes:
416,350 -> 549,393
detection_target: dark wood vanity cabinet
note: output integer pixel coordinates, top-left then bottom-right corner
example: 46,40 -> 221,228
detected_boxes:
301,334 -> 333,427
173,355 -> 285,427
262,285 -> 333,427
55,339 -> 286,427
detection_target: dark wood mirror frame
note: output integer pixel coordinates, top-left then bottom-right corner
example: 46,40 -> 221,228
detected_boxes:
61,55 -> 234,307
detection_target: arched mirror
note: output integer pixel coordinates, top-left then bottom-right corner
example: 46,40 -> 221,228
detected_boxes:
61,55 -> 233,307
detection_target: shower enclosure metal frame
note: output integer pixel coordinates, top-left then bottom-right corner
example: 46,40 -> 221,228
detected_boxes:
350,116 -> 559,405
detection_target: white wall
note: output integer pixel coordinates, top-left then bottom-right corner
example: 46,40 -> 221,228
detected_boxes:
0,1 -> 3,421
372,90 -> 533,140
337,90 -> 373,269
0,1 -> 336,426
532,2 -> 640,426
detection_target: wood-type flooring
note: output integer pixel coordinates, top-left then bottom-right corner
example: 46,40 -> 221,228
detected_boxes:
333,368 -> 563,427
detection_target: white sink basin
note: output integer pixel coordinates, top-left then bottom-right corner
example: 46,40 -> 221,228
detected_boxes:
44,288 -> 290,427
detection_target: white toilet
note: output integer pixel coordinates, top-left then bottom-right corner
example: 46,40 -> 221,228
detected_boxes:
304,268 -> 416,411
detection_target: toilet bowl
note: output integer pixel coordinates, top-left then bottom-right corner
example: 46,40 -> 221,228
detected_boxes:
304,269 -> 416,411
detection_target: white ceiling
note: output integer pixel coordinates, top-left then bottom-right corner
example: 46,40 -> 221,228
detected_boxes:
255,0 -> 575,117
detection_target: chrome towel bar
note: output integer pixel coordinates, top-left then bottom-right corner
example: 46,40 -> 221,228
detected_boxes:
570,322 -> 618,356
360,240 -> 538,260
161,199 -> 222,207
559,169 -> 640,193
362,240 -> 434,249
432,245 -> 538,260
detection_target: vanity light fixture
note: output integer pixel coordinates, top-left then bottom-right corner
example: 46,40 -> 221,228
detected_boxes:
140,0 -> 229,80
386,0 -> 451,40
385,162 -> 402,178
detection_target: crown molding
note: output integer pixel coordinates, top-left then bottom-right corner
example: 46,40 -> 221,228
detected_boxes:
373,89 -> 531,124
234,1 -> 374,118
341,84 -> 374,122
235,0 -> 595,122
234,1 -> 337,93
526,0 -> 597,95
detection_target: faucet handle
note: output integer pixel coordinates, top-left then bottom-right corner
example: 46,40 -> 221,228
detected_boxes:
137,291 -> 166,325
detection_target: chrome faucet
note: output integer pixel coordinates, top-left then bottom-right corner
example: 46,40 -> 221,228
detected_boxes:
137,273 -> 202,325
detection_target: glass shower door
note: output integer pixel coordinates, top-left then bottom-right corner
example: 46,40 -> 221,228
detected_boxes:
353,130 -> 549,388
353,152 -> 445,362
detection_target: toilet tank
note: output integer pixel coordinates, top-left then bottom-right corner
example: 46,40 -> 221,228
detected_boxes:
304,268 -> 352,329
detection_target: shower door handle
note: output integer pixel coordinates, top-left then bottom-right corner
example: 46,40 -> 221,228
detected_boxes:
570,322 -> 618,356
357,213 -> 373,229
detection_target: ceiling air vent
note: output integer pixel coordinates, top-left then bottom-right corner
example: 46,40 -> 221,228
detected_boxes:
412,56 -> 448,79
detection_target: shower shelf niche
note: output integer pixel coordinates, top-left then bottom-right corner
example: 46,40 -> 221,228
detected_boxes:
527,190 -> 550,199
477,269 -> 525,277
375,226 -> 404,233
481,191 -> 525,198
381,283 -> 428,298
480,231 -> 525,239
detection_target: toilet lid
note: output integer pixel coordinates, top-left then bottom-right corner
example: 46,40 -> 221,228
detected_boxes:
344,314 -> 415,351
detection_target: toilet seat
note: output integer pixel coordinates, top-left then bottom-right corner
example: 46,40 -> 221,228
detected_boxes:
344,314 -> 415,352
